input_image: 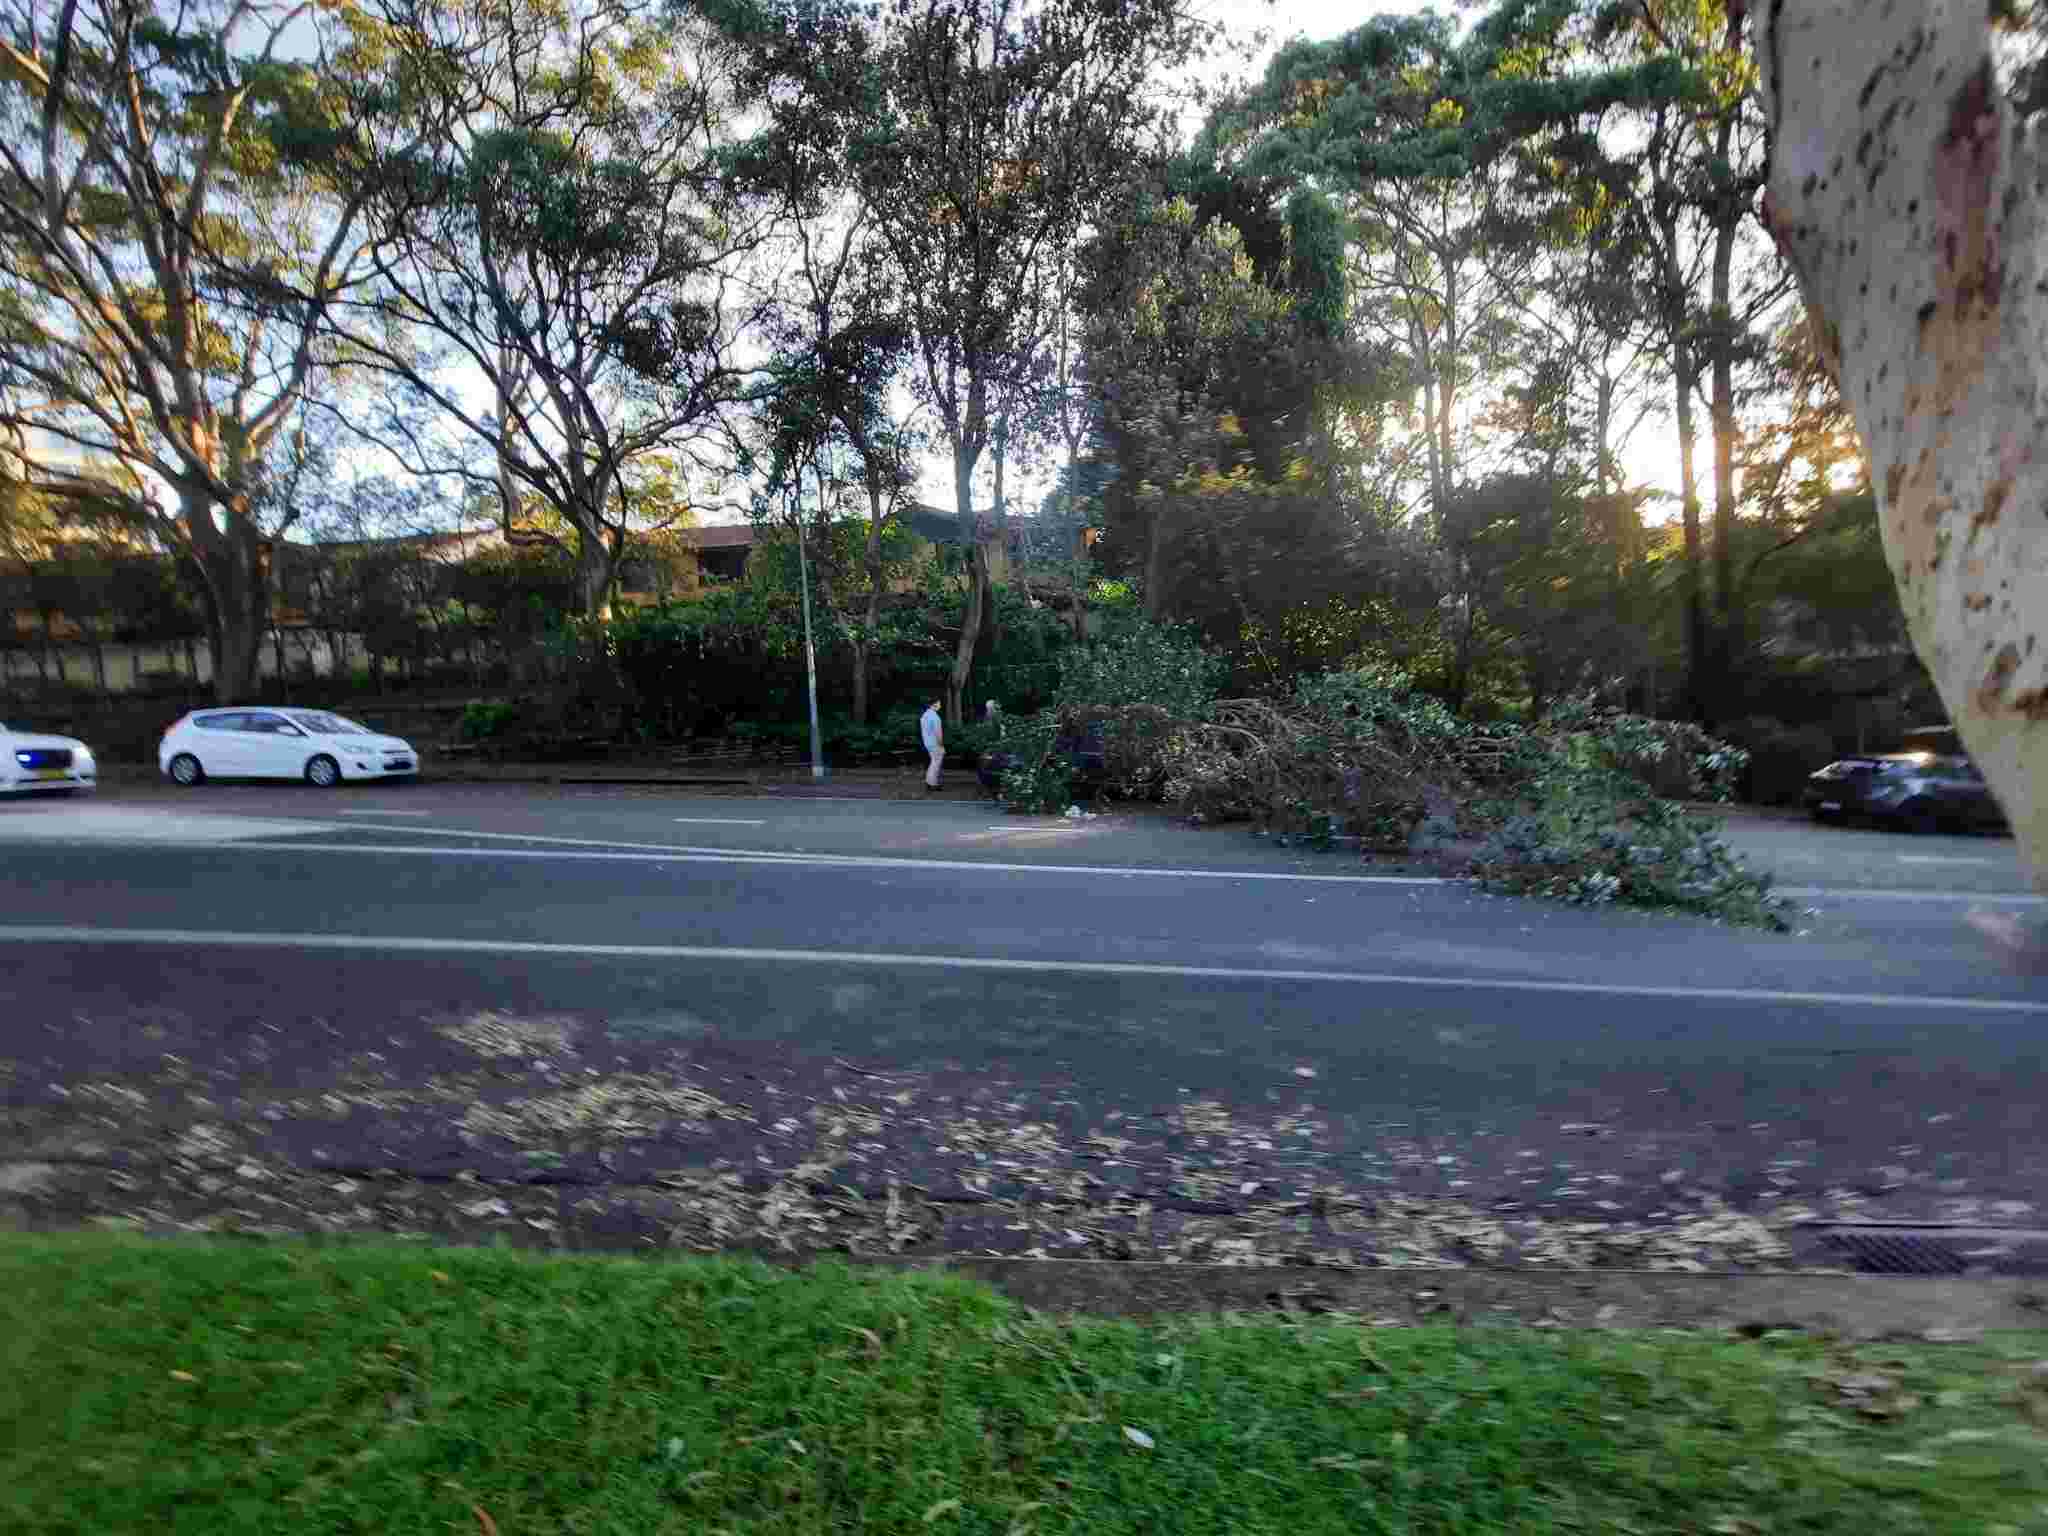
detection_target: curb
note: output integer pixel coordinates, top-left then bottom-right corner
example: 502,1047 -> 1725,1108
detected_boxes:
890,1256 -> 2046,1336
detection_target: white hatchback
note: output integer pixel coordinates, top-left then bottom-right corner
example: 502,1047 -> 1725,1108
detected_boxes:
159,708 -> 419,788
0,721 -> 97,794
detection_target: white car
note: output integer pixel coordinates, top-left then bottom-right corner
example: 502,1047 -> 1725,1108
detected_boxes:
159,708 -> 419,788
0,721 -> 97,794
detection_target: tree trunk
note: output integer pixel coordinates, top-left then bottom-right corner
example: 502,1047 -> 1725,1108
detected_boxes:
1708,124 -> 1743,712
210,608 -> 261,704
1419,376 -> 1447,531
1141,504 -> 1166,622
1437,258 -> 1459,506
949,550 -> 988,722
855,475 -> 889,728
946,436 -> 986,721
179,484 -> 269,704
1673,352 -> 1709,724
573,538 -> 614,622
983,419 -> 1008,660
1757,0 -> 2048,888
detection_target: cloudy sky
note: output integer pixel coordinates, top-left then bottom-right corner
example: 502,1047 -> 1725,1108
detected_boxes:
905,0 -> 1701,520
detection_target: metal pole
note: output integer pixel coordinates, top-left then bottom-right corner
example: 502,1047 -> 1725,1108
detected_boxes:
797,506 -> 825,781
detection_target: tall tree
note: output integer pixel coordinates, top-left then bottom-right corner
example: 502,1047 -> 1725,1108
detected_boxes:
752,214 -> 919,725
0,0 -> 372,699
735,37 -> 921,727
322,0 -> 767,618
728,0 -> 1203,718
1755,0 -> 2048,892
1590,0 -> 1791,721
1078,185 -> 1388,668
1209,1 -> 1686,706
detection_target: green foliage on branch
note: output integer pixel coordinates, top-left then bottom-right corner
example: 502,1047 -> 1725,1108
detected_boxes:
1040,647 -> 1788,929
1056,615 -> 1227,721
993,711 -> 1075,813
1465,697 -> 1787,930
994,617 -> 1227,809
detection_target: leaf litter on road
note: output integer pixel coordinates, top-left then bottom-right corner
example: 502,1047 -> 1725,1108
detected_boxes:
0,1005 -> 1981,1275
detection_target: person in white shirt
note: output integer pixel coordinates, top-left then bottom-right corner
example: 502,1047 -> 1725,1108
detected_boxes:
920,699 -> 945,791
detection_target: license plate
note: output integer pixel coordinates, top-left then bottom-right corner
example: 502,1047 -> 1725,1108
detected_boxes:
31,768 -> 67,781
1820,800 -> 1841,811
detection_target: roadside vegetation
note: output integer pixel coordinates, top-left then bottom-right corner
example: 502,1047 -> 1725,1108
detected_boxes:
991,621 -> 1789,929
7,1236 -> 2047,1535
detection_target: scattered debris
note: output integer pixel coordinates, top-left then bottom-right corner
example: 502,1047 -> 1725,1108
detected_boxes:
438,1012 -> 579,1061
461,1075 -> 745,1142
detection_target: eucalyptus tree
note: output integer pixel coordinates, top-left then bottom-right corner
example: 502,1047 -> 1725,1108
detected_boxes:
1757,0 -> 2048,890
321,0 -> 771,618
722,0 -> 1208,717
0,0 -> 375,697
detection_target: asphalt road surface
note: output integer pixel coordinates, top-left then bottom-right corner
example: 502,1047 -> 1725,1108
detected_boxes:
1,784 -> 2041,1271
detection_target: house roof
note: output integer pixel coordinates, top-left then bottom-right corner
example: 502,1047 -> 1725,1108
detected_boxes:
302,528 -> 488,554
679,524 -> 758,549
904,504 -> 1025,548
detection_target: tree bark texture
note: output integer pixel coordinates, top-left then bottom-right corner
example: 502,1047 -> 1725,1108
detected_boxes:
1757,0 -> 2048,885
947,437 -> 987,722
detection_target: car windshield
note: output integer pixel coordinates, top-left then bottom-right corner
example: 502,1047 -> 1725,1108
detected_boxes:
287,712 -> 373,736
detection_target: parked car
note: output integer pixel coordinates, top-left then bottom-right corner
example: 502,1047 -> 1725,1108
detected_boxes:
159,708 -> 419,788
1802,752 -> 2005,832
0,721 -> 97,795
976,718 -> 1110,797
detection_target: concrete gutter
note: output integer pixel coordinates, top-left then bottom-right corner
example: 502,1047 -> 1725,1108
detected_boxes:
894,1256 -> 2047,1337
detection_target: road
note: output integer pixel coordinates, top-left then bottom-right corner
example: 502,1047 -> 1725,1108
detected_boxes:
0,783 -> 2041,1271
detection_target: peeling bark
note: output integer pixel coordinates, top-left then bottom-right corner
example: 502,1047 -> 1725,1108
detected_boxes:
1759,0 -> 2048,885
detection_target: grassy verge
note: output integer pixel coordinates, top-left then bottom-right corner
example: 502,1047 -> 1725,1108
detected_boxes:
7,1236 -> 2048,1535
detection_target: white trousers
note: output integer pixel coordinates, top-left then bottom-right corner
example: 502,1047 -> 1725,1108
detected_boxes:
925,746 -> 944,788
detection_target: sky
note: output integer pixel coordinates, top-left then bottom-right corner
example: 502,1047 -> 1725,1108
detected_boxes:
901,0 -> 1702,524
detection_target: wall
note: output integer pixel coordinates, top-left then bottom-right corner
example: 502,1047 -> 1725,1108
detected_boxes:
0,629 -> 364,693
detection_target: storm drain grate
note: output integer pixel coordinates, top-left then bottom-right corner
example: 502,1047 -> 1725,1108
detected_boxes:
1812,1225 -> 2048,1277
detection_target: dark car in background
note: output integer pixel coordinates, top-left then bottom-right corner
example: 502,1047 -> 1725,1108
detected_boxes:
1802,752 -> 2007,833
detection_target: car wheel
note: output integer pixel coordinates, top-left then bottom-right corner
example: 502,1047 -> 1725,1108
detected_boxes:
168,753 -> 205,787
1900,797 -> 1941,835
305,754 -> 343,789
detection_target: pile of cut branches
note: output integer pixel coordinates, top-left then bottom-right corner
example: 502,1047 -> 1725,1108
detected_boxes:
1152,670 -> 1788,929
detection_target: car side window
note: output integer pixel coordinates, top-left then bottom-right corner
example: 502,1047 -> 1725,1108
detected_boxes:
194,713 -> 244,732
248,714 -> 300,736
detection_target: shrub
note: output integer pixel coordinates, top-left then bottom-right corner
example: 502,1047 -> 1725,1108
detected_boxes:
1722,716 -> 1838,806
1056,615 -> 1226,720
1159,668 -> 1789,930
1463,698 -> 1785,930
994,710 -> 1074,813
459,699 -> 520,741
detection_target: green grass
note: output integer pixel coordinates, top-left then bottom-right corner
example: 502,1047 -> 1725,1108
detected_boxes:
6,1236 -> 2048,1535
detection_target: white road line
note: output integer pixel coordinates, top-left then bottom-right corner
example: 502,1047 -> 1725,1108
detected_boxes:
1780,885 -> 2046,906
672,818 -> 768,826
984,824 -> 1083,833
0,924 -> 2040,1013
336,810 -> 433,817
14,819 -> 2041,901
223,839 -> 1452,885
1897,854 -> 1995,865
